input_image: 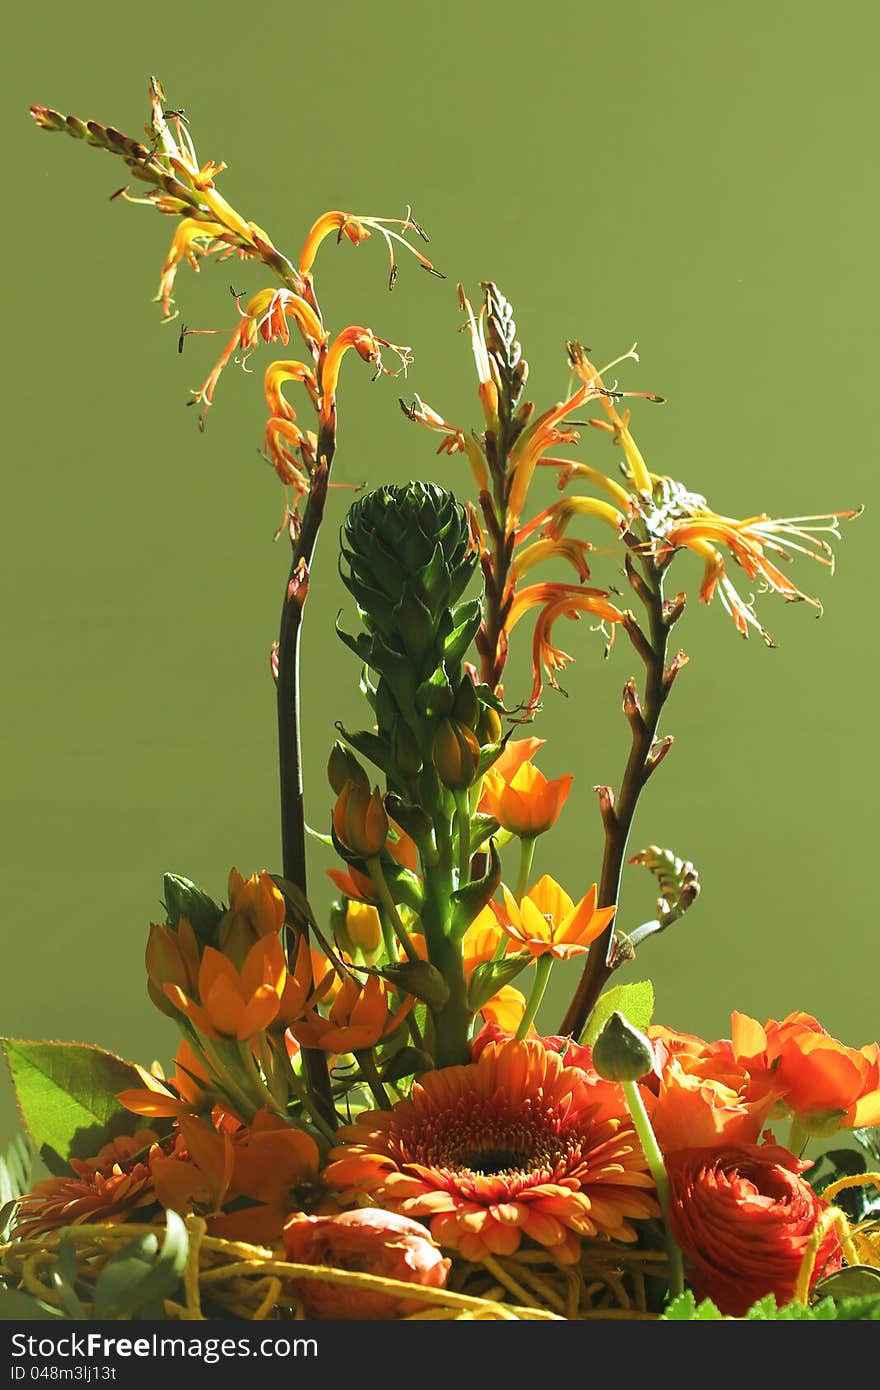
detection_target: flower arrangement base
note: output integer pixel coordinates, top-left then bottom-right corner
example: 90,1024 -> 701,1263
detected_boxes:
1,1217 -> 672,1321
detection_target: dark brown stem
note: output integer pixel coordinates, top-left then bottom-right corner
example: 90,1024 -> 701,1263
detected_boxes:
276,413 -> 337,1128
559,548 -> 676,1039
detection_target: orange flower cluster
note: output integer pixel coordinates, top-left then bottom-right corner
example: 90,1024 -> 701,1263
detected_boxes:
646,1011 -> 880,1149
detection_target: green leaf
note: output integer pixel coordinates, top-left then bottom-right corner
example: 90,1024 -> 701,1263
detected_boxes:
0,1132 -> 33,1239
662,1290 -> 723,1320
467,955 -> 531,1013
814,1266 -> 880,1300
92,1210 -> 188,1319
2,1039 -> 146,1170
0,1287 -> 64,1320
583,981 -> 655,1046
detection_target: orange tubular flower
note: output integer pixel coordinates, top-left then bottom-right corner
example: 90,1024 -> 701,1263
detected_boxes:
494,876 -> 616,960
163,936 -> 286,1041
325,1040 -> 659,1263
290,974 -> 412,1054
481,760 -> 573,838
13,1132 -> 162,1239
648,484 -> 857,645
507,582 -> 627,711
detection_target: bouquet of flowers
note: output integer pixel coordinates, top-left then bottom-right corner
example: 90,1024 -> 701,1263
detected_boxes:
2,80 -> 878,1323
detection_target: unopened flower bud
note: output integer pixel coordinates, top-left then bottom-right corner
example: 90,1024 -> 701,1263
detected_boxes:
592,1011 -> 655,1082
452,676 -> 479,729
328,742 -> 370,796
476,703 -> 503,747
432,719 -> 480,789
332,782 -> 389,858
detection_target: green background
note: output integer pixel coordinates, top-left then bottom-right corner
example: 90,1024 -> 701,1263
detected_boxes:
2,1 -> 877,1141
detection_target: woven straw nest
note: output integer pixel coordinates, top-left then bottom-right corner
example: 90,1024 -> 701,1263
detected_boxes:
1,1217 -> 668,1321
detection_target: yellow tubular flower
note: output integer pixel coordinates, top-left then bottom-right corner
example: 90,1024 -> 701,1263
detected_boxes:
510,538 -> 593,583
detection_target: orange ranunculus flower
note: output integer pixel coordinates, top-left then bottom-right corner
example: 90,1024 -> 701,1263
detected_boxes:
731,1011 -> 880,1135
494,875 -> 616,960
332,782 -> 389,859
145,917 -> 201,1018
118,1040 -> 214,1119
325,1039 -> 658,1263
481,760 -> 573,839
667,1143 -> 842,1317
217,868 -> 285,966
13,1132 -> 162,1239
648,1056 -> 776,1154
644,1024 -> 779,1153
290,974 -> 413,1054
163,935 -> 286,1041
283,1209 -> 451,1319
151,1110 -> 320,1243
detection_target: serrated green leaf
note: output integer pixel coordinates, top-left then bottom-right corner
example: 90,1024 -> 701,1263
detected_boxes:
92,1210 -> 188,1319
583,981 -> 655,1046
2,1039 -> 146,1168
662,1290 -> 723,1320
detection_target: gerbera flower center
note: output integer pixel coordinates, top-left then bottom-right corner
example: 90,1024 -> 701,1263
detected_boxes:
453,1145 -> 533,1175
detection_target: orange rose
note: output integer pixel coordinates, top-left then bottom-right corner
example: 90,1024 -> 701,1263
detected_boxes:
282,1209 -> 450,1318
667,1143 -> 842,1317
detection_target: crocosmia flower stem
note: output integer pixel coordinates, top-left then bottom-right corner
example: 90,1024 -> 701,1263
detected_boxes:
561,547 -> 678,1038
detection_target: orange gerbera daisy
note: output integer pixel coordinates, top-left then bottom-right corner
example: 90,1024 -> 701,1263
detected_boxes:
324,1039 -> 659,1263
14,1131 -> 161,1238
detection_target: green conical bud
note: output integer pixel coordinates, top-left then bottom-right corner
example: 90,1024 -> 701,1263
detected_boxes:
341,483 -> 477,644
327,742 -> 370,795
162,874 -> 223,943
592,1011 -> 655,1082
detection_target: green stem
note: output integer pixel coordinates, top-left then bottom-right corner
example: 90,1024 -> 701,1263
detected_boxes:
515,836 -> 536,901
354,1049 -> 392,1110
515,954 -> 553,1040
367,857 -> 419,963
454,790 -> 472,885
787,1117 -> 809,1158
196,1037 -> 259,1123
280,1045 -> 338,1144
237,1040 -> 288,1119
622,1078 -> 685,1300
